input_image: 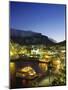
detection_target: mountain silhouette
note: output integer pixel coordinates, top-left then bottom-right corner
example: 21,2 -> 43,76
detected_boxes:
57,40 -> 66,46
10,29 -> 56,45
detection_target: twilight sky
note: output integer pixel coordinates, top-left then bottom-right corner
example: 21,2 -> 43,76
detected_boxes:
10,2 -> 66,42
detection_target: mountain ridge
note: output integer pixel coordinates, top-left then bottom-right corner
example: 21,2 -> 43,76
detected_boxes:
10,29 -> 65,46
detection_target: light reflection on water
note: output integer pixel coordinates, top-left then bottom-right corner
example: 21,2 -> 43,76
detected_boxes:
10,62 -> 35,88
10,61 -> 50,88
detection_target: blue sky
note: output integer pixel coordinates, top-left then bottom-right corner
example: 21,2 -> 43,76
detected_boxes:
10,2 -> 66,42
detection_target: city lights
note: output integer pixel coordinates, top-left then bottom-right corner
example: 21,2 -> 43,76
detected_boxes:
10,41 -> 66,87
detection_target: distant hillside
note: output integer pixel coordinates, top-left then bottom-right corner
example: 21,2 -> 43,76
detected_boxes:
10,29 -> 56,45
10,29 -> 41,37
57,40 -> 66,46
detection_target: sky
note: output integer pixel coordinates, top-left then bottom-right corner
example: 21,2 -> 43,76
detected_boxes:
10,1 -> 66,42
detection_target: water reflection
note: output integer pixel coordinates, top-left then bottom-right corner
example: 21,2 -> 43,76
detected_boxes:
10,61 -> 40,88
10,59 -> 47,88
